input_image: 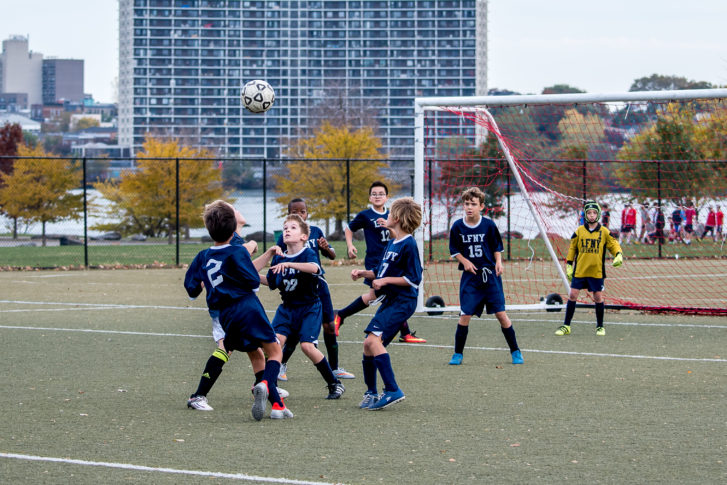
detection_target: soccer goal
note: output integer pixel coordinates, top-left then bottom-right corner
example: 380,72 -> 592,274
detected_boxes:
414,88 -> 727,316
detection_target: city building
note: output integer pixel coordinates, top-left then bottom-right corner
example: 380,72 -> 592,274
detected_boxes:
0,35 -> 43,107
118,0 -> 487,157
42,58 -> 85,104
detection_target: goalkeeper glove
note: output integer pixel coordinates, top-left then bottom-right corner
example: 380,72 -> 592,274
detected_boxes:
613,253 -> 623,267
566,264 -> 573,282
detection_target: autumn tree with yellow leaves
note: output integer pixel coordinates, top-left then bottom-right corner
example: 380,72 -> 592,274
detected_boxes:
94,136 -> 227,243
276,122 -> 396,237
0,144 -> 83,245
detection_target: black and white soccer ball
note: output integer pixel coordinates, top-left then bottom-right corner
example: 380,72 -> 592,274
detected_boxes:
241,79 -> 275,113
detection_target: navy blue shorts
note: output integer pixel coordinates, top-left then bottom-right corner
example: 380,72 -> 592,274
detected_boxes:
272,300 -> 322,344
318,279 -> 334,323
365,295 -> 417,347
570,276 -> 604,293
219,297 -> 277,353
459,270 -> 506,317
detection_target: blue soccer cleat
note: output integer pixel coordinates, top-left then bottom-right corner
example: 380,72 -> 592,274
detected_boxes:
449,353 -> 463,365
511,349 -> 524,365
359,391 -> 379,409
368,388 -> 405,410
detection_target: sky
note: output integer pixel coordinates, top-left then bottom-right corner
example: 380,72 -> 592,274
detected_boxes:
0,0 -> 725,104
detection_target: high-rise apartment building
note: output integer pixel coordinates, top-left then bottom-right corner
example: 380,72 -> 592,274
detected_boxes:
119,0 -> 487,157
42,59 -> 85,104
0,36 -> 43,107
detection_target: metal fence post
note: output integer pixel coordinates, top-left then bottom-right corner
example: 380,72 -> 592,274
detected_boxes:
263,158 -> 267,251
83,157 -> 88,268
346,159 -> 351,224
506,162 -> 511,261
175,158 -> 180,266
657,160 -> 662,259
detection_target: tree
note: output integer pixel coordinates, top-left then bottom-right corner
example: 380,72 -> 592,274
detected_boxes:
276,122 -> 394,237
0,144 -> 83,245
532,84 -> 587,142
73,117 -> 101,131
94,136 -> 227,243
615,103 -> 714,201
0,122 -> 23,177
436,134 -> 507,231
629,74 -> 713,92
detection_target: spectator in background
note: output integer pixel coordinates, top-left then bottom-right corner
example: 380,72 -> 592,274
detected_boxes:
684,201 -> 697,245
717,205 -> 724,241
670,205 -> 684,243
638,202 -> 650,243
646,207 -> 666,244
601,202 -> 611,230
700,206 -> 717,241
620,203 -> 637,244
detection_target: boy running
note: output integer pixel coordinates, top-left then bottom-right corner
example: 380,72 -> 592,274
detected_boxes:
184,200 -> 291,420
447,187 -> 523,366
336,181 -> 426,343
355,197 -> 423,410
263,214 -> 345,400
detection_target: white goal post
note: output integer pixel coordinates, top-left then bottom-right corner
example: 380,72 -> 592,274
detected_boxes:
413,88 -> 727,314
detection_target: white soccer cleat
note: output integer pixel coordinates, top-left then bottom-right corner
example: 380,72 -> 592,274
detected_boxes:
333,367 -> 355,379
251,382 -> 268,421
270,403 -> 294,419
187,395 -> 213,411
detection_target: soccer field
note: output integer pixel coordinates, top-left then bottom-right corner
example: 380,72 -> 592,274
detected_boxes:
0,267 -> 725,484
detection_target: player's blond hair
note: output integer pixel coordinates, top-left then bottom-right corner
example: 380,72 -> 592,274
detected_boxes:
284,214 -> 310,236
390,197 -> 422,235
461,187 -> 486,205
203,200 -> 237,242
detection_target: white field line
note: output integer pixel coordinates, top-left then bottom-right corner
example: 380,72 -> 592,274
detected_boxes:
0,452 -> 338,485
0,324 -> 724,363
1,299 -> 726,330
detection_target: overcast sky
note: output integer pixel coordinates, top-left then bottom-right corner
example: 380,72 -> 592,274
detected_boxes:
1,0 -> 725,103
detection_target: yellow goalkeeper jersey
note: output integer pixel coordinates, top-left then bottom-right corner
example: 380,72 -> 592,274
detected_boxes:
567,224 -> 622,279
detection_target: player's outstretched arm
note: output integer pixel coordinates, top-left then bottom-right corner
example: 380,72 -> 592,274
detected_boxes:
252,245 -> 282,272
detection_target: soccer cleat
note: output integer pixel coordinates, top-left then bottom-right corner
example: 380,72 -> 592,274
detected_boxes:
368,388 -> 405,410
596,326 -> 606,336
448,353 -> 463,365
359,391 -> 379,409
270,403 -> 294,419
554,325 -> 571,336
326,382 -> 345,400
333,312 -> 343,336
333,367 -> 356,379
278,363 -> 288,382
187,395 -> 213,411
251,381 -> 268,421
399,331 -> 427,343
511,349 -> 524,365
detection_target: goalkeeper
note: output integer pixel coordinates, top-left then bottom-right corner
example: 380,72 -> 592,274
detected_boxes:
555,200 -> 623,337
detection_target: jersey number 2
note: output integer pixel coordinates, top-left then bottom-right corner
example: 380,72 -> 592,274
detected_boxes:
206,259 -> 223,288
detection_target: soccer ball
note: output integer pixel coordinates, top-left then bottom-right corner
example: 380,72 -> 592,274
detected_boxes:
241,79 -> 275,113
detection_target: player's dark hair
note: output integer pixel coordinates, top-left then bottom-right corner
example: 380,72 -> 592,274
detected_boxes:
369,181 -> 388,195
284,214 -> 310,236
203,200 -> 237,243
288,198 -> 305,212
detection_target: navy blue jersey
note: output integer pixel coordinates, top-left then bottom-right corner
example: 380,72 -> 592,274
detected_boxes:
348,207 -> 391,270
373,234 -> 422,299
276,225 -> 328,275
449,217 -> 503,271
185,244 -> 260,311
266,247 -> 321,306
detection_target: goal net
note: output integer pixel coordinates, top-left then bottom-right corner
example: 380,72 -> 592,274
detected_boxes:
414,89 -> 727,315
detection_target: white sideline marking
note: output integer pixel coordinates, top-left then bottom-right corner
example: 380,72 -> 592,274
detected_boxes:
0,325 -> 724,363
0,452 -> 338,484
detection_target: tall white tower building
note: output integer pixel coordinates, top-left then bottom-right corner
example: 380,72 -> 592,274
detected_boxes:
0,36 -> 43,107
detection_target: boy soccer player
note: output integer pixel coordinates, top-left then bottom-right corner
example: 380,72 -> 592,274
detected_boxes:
275,198 -> 355,381
336,181 -> 426,344
448,187 -> 523,366
184,200 -> 291,420
186,210 -> 288,411
263,214 -> 345,400
355,197 -> 422,410
555,200 -> 624,337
